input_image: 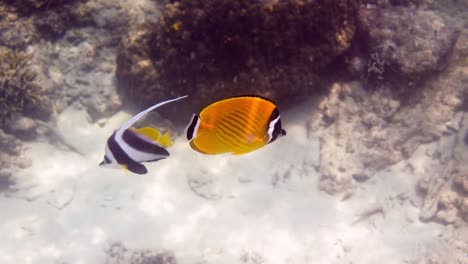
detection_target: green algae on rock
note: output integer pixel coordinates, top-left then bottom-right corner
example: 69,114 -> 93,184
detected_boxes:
0,47 -> 51,126
116,0 -> 359,121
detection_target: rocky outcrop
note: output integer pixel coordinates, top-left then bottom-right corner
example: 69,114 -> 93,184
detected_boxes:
356,6 -> 459,93
104,242 -> 177,264
0,0 -> 130,174
116,0 -> 360,121
0,46 -> 52,126
417,111 -> 468,225
314,62 -> 464,196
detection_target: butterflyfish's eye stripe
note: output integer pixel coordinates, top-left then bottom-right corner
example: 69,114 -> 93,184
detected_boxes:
108,132 -> 139,166
104,155 -> 111,163
122,130 -> 169,156
186,114 -> 200,141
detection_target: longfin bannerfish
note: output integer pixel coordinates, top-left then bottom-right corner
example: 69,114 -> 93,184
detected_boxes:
99,95 -> 188,174
186,95 -> 286,155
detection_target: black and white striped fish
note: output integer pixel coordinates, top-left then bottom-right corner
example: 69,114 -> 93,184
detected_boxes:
99,95 -> 188,174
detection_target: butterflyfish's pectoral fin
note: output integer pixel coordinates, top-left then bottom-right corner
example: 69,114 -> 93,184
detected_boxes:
159,131 -> 173,147
132,127 -> 161,142
126,163 -> 148,175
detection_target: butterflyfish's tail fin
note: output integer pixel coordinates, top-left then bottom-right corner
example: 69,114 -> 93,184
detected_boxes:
159,131 -> 172,147
119,95 -> 188,132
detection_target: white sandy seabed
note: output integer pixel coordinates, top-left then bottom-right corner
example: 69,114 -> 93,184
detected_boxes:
0,99 -> 463,264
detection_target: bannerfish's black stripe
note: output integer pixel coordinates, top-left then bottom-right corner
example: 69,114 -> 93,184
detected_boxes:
122,129 -> 170,156
108,132 -> 138,166
186,114 -> 199,141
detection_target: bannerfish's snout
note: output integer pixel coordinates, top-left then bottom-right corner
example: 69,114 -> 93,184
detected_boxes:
99,160 -> 105,166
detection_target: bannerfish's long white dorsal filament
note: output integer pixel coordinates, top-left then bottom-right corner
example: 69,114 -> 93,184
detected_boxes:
117,95 -> 189,134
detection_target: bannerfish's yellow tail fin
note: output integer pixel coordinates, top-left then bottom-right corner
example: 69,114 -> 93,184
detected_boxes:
133,127 -> 161,142
159,131 -> 173,147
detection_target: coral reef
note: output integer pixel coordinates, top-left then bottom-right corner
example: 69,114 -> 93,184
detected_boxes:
3,0 -> 74,14
417,110 -> 468,225
0,46 -> 51,126
357,6 -> 459,93
314,58 -> 464,195
0,2 -> 37,49
361,0 -> 432,8
117,0 -> 360,121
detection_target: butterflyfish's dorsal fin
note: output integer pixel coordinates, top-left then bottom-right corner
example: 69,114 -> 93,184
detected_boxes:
132,127 -> 161,142
159,131 -> 173,147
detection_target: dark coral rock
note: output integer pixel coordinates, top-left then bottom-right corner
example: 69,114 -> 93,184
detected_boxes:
3,0 -> 75,15
33,7 -> 73,39
361,0 -> 430,8
358,6 -> 459,90
0,17 -> 37,49
0,170 -> 14,192
0,47 -> 51,126
104,242 -> 177,264
117,0 -> 359,121
0,0 -> 81,48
